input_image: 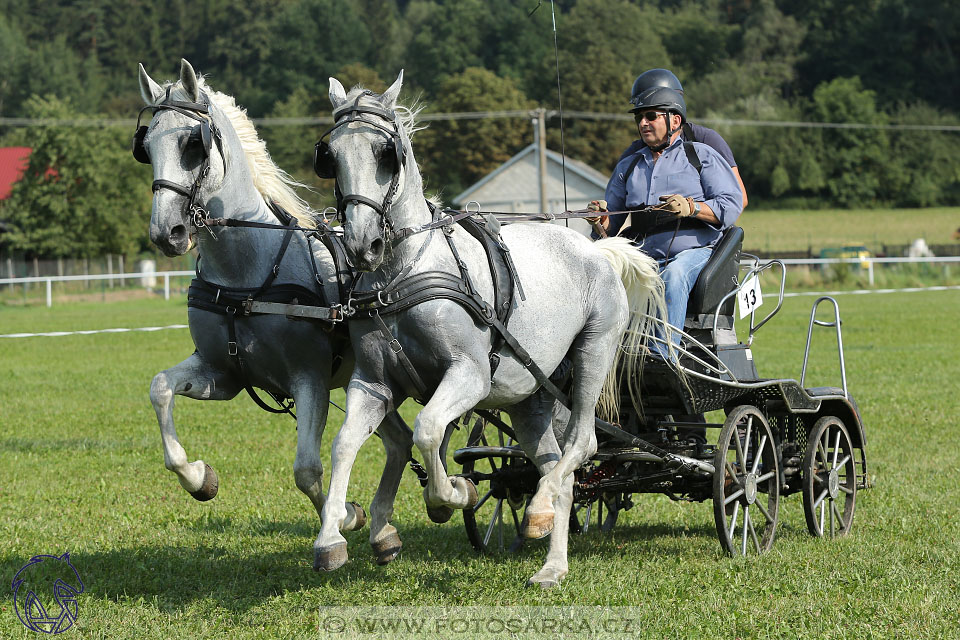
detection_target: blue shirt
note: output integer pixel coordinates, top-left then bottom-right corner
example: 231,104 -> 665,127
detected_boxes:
603,136 -> 743,260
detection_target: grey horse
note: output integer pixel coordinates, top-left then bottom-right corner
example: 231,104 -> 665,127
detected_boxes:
140,59 -> 412,565
312,72 -> 666,587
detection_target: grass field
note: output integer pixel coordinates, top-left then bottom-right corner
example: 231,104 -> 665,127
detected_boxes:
737,207 -> 960,254
1,291 -> 959,638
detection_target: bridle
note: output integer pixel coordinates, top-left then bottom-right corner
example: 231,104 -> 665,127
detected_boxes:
313,92 -> 406,241
132,86 -> 224,231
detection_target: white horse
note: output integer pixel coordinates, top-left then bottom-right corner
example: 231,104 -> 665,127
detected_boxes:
311,72 -> 666,587
139,59 -> 412,565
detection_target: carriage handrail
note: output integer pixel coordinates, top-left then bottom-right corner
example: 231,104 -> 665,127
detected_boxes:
712,258 -> 786,346
800,296 -> 849,399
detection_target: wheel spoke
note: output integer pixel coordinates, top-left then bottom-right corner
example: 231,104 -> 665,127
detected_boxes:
757,470 -> 776,484
725,461 -> 742,486
474,488 -> 494,512
819,499 -> 826,533
724,488 -> 744,505
728,502 -> 740,539
753,498 -> 772,523
483,499 -> 503,547
747,508 -> 761,553
832,430 -> 841,467
816,441 -> 829,471
835,454 -> 851,470
813,487 -> 829,509
751,435 -> 767,474
732,420 -> 747,470
828,498 -> 835,537
839,484 -> 854,495
741,417 -> 753,469
741,508 -> 751,554
832,501 -> 845,529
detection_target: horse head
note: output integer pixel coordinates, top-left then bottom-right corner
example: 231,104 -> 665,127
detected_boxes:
323,71 -> 409,271
136,59 -> 228,257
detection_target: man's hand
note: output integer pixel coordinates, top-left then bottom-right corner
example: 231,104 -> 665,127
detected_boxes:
658,194 -> 697,218
586,199 -> 608,224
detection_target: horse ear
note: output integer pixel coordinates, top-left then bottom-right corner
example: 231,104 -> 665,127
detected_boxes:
139,63 -> 163,104
180,58 -> 200,103
329,77 -> 347,110
380,69 -> 404,109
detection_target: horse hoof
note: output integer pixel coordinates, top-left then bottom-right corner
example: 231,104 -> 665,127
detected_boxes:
426,505 -> 454,524
520,510 -> 555,540
463,477 -> 479,509
314,542 -> 348,572
372,532 -> 403,566
345,502 -> 367,531
189,463 -> 219,502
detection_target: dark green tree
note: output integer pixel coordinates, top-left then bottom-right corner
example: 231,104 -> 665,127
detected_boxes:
415,67 -> 534,198
0,95 -> 152,257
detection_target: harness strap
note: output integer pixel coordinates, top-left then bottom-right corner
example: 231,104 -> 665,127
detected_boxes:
370,310 -> 430,403
224,306 -> 296,416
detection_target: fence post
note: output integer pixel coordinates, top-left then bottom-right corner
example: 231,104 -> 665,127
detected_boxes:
164,273 -> 170,300
46,278 -> 52,307
868,262 -> 874,287
107,254 -> 114,289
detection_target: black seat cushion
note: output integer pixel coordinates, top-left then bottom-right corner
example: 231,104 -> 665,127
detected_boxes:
687,226 -> 743,317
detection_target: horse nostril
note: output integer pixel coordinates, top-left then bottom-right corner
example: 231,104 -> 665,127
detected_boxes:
170,225 -> 187,243
370,237 -> 384,258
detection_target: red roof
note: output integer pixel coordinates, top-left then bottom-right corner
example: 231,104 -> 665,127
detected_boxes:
0,147 -> 32,200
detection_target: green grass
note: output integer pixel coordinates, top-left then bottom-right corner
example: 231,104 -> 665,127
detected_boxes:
738,207 -> 960,254
1,292 -> 959,638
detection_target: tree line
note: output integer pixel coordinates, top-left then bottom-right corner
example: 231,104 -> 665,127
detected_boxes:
1,0 -> 958,259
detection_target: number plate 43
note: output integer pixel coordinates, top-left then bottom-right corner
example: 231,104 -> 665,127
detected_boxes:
738,275 -> 763,319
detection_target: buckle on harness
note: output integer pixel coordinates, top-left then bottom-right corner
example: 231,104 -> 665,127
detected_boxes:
377,290 -> 390,306
228,341 -> 238,356
388,339 -> 403,354
242,298 -> 254,315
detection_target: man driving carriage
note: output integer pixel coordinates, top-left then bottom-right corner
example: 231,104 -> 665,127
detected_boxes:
589,70 -> 743,356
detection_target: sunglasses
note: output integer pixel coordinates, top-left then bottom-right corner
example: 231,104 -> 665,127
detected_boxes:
634,110 -> 665,123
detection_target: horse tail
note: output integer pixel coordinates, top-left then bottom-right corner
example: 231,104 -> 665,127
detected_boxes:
593,237 -> 671,423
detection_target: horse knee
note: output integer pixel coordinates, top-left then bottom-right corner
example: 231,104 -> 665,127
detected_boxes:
294,461 -> 324,493
150,372 -> 174,407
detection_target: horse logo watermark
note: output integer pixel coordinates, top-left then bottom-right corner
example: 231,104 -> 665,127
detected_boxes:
11,553 -> 84,634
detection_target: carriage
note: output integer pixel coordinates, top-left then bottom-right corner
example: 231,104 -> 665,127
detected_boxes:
451,225 -> 870,556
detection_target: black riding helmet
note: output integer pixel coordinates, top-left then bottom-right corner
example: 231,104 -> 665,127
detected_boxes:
629,68 -> 684,109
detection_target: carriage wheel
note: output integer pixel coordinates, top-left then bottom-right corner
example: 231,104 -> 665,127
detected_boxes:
802,416 -> 857,538
570,492 -> 623,535
460,421 -> 530,553
713,405 -> 780,556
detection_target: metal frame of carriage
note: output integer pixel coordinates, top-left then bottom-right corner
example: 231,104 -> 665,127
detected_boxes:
452,225 -> 870,556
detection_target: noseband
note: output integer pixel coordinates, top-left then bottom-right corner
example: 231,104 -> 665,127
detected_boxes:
133,87 -> 223,229
314,92 -> 406,240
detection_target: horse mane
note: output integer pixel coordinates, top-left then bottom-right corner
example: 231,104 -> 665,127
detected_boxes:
154,76 -> 317,229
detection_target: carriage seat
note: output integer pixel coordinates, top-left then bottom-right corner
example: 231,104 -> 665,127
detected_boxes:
686,225 -> 743,320
681,226 -> 756,380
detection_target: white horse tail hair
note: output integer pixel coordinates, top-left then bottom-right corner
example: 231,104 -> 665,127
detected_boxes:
593,237 -> 672,423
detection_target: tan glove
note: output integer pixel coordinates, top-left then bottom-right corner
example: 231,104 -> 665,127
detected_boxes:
658,194 -> 697,218
586,199 -> 608,224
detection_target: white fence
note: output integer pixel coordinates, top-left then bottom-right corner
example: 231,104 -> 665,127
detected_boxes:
0,270 -> 193,307
1,256 -> 959,308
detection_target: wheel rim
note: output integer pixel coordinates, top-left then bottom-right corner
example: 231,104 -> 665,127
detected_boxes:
802,416 -> 857,538
713,405 -> 780,556
461,423 -> 527,553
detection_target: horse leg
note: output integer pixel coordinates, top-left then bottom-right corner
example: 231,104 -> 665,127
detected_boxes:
149,353 -> 241,500
414,364 -> 486,520
368,410 -> 414,565
290,382 -> 338,524
507,393 -> 573,588
314,378 -> 389,571
523,318 -> 622,539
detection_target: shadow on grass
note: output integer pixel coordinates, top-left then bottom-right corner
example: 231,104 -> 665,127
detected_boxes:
0,514 -> 724,614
